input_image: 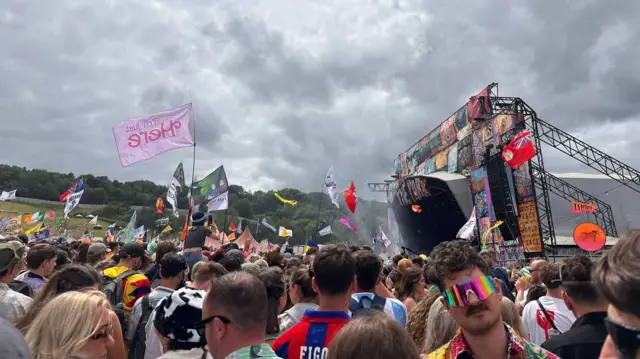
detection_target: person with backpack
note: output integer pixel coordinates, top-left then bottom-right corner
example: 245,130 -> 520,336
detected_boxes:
102,242 -> 151,332
127,252 -> 187,359
350,249 -> 408,326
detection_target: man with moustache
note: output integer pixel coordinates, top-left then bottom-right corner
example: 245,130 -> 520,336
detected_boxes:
426,240 -> 557,359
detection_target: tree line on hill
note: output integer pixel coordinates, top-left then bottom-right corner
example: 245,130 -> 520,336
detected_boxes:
0,164 -> 389,246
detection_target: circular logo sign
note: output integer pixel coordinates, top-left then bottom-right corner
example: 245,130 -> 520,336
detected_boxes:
572,222 -> 606,252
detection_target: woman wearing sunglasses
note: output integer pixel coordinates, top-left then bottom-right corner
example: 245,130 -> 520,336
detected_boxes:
25,290 -> 115,359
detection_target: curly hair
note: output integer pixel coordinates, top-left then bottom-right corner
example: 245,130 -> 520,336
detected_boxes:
541,262 -> 562,290
425,240 -> 491,291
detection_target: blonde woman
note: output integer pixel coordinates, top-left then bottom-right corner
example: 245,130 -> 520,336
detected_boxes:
423,299 -> 459,354
500,296 -> 529,339
26,290 -> 115,359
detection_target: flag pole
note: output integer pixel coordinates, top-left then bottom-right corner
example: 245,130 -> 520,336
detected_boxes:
326,207 -> 339,241
313,186 -> 325,241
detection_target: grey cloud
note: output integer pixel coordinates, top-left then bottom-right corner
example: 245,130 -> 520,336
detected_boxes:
2,0 -> 640,199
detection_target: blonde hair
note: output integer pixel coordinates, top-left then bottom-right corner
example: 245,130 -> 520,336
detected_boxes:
423,299 -> 459,353
26,290 -> 111,359
329,311 -> 419,359
500,297 -> 529,339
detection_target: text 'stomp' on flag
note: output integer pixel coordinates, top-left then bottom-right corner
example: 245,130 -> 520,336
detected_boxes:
112,104 -> 194,167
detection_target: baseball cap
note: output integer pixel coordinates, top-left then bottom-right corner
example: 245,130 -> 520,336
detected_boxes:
0,244 -> 22,273
119,242 -> 145,259
88,243 -> 108,256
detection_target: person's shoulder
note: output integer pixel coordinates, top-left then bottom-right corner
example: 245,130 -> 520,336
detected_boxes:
521,340 -> 561,359
425,342 -> 452,359
9,290 -> 33,304
386,296 -> 407,309
274,320 -> 307,346
125,272 -> 151,287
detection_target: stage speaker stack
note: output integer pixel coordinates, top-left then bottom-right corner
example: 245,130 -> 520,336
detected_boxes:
484,147 -> 521,243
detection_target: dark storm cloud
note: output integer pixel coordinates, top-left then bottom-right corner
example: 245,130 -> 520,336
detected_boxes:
1,0 -> 640,197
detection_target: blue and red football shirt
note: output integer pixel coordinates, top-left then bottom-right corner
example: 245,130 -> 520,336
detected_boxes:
272,310 -> 350,359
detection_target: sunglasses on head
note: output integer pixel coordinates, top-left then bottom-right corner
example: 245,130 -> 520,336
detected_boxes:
604,316 -> 640,359
442,276 -> 496,307
90,324 -> 113,340
194,315 -> 231,329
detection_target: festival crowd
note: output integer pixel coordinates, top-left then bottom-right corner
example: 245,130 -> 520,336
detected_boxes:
0,210 -> 637,359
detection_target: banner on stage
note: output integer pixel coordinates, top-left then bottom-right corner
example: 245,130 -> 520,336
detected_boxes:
113,104 -> 194,167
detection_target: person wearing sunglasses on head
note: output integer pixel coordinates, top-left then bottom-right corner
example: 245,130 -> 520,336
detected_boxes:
425,240 -> 559,359
593,232 -> 640,359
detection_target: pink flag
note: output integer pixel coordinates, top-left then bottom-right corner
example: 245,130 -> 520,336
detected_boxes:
339,215 -> 358,232
113,104 -> 194,167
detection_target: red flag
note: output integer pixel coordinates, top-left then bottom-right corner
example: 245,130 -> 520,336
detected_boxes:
181,209 -> 191,241
229,222 -> 237,233
502,130 -> 537,169
155,198 -> 164,215
342,181 -> 357,214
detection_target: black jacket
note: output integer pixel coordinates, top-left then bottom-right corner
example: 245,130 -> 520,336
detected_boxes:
541,311 -> 608,359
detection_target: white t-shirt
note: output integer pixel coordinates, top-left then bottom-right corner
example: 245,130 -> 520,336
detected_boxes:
522,295 -> 576,345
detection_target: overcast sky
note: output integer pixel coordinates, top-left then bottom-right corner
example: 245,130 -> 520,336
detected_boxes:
2,1 -> 640,200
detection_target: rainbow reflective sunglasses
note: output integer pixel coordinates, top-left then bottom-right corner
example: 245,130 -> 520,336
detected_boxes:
442,276 -> 496,307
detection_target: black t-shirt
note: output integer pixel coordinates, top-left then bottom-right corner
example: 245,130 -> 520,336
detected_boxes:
183,226 -> 213,250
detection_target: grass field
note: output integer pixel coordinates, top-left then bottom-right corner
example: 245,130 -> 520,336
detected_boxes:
0,201 -> 112,238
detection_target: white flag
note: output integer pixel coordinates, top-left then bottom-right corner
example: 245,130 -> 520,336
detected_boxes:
278,226 -> 293,237
207,191 -> 229,212
89,216 -> 98,225
324,166 -> 340,208
166,177 -> 180,216
378,226 -> 391,248
0,190 -> 16,201
457,207 -> 477,240
134,225 -> 145,238
261,218 -> 276,232
64,190 -> 84,218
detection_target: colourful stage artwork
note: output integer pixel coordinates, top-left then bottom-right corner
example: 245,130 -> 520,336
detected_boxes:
517,202 -> 543,253
392,84 -> 542,257
435,150 -> 448,171
478,217 -> 494,244
572,222 -> 606,252
469,167 -> 486,194
454,106 -> 469,132
474,191 -> 489,218
447,143 -> 458,173
512,162 -> 535,203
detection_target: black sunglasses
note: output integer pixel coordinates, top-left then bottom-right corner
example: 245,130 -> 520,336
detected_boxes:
604,316 -> 640,359
194,315 -> 231,329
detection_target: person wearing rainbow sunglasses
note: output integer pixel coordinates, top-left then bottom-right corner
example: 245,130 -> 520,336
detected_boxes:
425,240 -> 559,359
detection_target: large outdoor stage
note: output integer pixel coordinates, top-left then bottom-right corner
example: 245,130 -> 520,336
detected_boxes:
370,83 -> 639,263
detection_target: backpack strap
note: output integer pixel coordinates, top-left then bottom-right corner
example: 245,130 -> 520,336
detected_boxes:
113,269 -> 138,305
536,299 -> 561,333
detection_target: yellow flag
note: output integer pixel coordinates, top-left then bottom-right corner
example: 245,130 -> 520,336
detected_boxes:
482,220 -> 504,248
25,222 -> 43,235
228,232 -> 237,241
161,225 -> 172,234
274,192 -> 297,206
